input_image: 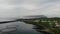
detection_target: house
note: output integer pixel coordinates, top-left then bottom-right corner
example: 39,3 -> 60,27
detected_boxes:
55,22 -> 60,28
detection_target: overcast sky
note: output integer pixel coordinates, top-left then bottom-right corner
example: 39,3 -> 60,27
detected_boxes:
0,0 -> 60,18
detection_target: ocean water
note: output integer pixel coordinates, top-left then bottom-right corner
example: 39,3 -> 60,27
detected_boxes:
0,21 -> 41,34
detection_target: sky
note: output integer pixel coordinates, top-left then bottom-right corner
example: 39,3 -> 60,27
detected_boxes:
0,0 -> 60,18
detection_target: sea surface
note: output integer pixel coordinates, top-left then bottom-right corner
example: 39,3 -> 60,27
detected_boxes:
0,18 -> 42,34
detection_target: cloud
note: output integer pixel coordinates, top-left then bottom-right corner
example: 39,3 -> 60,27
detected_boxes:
0,0 -> 60,18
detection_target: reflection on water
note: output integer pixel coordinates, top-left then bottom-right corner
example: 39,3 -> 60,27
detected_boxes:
0,21 -> 41,34
0,21 -> 18,34
0,25 -> 18,34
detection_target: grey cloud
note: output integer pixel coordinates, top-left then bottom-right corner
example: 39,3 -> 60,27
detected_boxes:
0,0 -> 60,18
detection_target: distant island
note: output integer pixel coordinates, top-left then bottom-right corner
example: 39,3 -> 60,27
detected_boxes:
22,15 -> 47,19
